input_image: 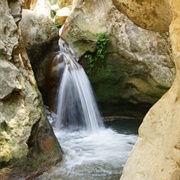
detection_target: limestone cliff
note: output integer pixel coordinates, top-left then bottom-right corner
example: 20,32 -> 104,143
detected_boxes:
0,0 -> 62,179
111,0 -> 180,179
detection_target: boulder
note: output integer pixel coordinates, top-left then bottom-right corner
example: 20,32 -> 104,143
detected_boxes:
20,9 -> 59,78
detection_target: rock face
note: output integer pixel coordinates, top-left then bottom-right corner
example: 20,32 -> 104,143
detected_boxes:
112,0 -> 172,32
20,9 -> 59,75
60,0 -> 175,117
20,9 -> 60,111
0,0 -> 62,179
116,0 -> 180,179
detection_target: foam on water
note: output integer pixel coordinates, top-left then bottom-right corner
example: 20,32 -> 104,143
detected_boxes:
38,128 -> 137,180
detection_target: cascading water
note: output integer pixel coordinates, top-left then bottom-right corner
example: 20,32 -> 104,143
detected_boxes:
37,38 -> 139,180
55,39 -> 104,132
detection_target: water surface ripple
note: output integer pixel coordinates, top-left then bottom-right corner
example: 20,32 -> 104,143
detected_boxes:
38,127 -> 137,180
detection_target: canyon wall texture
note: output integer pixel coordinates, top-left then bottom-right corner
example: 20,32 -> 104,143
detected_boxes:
113,0 -> 180,179
112,0 -> 172,32
0,0 -> 62,179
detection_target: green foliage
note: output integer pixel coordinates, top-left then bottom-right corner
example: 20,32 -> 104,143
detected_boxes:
84,33 -> 108,73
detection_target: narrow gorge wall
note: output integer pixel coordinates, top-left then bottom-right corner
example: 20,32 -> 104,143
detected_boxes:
0,0 -> 62,179
113,0 -> 180,179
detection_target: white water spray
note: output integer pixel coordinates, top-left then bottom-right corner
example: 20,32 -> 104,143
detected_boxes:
55,39 -> 104,132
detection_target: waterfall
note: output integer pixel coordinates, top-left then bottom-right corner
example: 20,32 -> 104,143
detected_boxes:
39,38 -> 139,180
55,39 -> 104,132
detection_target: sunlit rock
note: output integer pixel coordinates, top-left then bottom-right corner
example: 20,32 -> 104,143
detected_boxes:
55,6 -> 72,26
23,0 -> 38,10
52,0 -> 73,9
0,60 -> 24,100
112,0 -> 172,32
33,0 -> 51,15
120,0 -> 180,179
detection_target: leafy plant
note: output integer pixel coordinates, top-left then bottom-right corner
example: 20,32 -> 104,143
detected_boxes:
84,33 -> 108,73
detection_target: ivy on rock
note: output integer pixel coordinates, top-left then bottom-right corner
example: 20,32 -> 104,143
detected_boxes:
84,32 -> 108,74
